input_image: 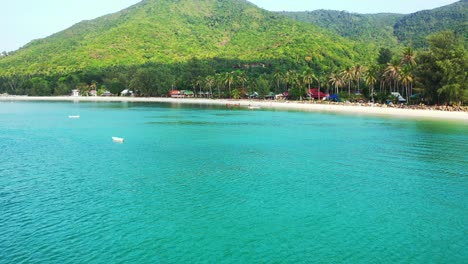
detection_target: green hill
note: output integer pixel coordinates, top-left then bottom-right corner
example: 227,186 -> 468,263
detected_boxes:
278,0 -> 467,48
278,10 -> 403,48
0,0 -> 370,76
394,0 -> 467,47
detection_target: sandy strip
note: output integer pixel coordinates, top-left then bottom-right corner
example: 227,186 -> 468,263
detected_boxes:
1,96 -> 467,122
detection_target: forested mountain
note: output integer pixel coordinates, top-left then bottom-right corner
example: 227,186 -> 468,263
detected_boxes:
394,0 -> 467,47
0,0 -> 369,76
279,0 -> 467,48
278,11 -> 403,48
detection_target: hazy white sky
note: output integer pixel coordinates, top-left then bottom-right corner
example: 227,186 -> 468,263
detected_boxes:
1,0 -> 459,52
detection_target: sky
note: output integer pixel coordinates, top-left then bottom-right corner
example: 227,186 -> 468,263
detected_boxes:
1,0 -> 459,52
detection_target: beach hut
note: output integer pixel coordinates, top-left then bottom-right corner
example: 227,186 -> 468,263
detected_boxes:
169,90 -> 181,97
120,89 -> 133,96
89,89 -> 97,96
181,90 -> 194,97
265,92 -> 275,100
307,88 -> 328,100
101,91 -> 113,97
71,89 -> 80,97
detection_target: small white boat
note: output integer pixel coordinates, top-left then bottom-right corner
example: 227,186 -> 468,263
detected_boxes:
247,105 -> 261,110
112,137 -> 125,143
68,115 -> 80,119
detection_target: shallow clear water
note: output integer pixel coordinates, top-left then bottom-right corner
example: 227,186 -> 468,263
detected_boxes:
0,101 -> 467,263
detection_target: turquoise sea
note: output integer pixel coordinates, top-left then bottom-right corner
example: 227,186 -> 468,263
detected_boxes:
0,101 -> 467,263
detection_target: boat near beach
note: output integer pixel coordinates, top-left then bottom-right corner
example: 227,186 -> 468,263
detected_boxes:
112,137 -> 124,143
68,115 -> 80,119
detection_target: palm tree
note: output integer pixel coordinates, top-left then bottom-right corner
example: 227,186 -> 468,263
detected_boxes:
401,47 -> 416,66
205,76 -> 215,98
273,71 -> 283,93
237,71 -> 248,95
238,71 -> 247,89
341,67 -> 354,97
400,66 -> 414,102
384,62 -> 401,93
353,64 -> 365,94
215,73 -> 223,98
195,76 -> 204,97
329,72 -> 343,95
224,72 -> 235,98
364,65 -> 378,102
285,70 -> 301,100
302,69 -> 315,100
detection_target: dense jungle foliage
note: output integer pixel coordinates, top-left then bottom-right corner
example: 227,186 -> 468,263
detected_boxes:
0,0 -> 466,105
278,11 -> 403,49
279,0 -> 467,49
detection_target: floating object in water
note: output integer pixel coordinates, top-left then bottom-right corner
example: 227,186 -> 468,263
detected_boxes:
112,137 -> 124,143
247,105 -> 261,110
68,115 -> 80,119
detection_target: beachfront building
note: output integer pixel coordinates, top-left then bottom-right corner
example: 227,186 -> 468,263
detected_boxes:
120,89 -> 134,97
89,89 -> 97,96
169,90 -> 194,98
71,89 -> 80,97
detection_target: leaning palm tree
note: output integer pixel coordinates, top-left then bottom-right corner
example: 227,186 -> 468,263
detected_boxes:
341,67 -> 354,97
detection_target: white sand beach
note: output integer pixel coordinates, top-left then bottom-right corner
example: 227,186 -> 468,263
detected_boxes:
1,95 -> 467,122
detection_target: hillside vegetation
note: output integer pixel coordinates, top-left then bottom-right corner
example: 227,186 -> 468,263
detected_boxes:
279,0 -> 467,48
394,0 -> 467,47
279,11 -> 403,48
0,0 -> 368,75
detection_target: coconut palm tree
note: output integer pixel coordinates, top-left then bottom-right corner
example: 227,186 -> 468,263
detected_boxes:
224,71 -> 235,98
401,47 -> 416,66
273,70 -> 283,93
341,67 -> 354,97
302,69 -> 315,100
205,75 -> 214,98
238,71 -> 247,89
195,76 -> 204,97
286,70 -> 302,100
353,64 -> 365,94
237,71 -> 248,95
215,73 -> 223,98
384,62 -> 401,93
364,65 -> 378,102
400,66 -> 414,102
329,72 -> 343,95
302,69 -> 315,89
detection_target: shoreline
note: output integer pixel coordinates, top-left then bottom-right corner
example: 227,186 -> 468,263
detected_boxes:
1,95 -> 467,122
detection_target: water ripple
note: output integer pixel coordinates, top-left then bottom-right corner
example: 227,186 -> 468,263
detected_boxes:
1,102 -> 467,263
